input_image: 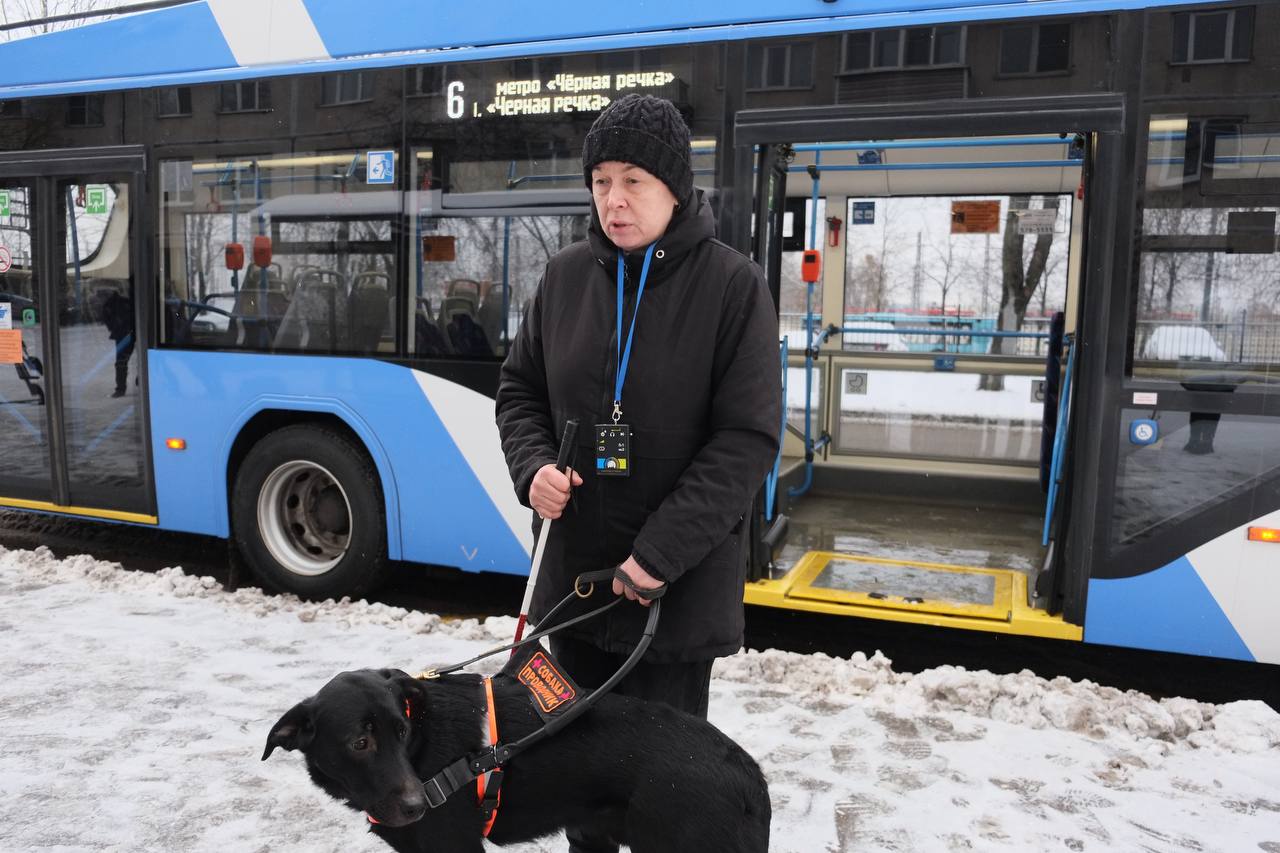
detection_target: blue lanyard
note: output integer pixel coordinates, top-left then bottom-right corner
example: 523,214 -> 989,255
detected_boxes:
613,243 -> 656,423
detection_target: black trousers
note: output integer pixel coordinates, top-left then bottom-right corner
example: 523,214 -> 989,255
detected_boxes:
549,635 -> 714,853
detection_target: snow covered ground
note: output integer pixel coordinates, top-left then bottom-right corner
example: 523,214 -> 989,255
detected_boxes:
3,545 -> 1279,852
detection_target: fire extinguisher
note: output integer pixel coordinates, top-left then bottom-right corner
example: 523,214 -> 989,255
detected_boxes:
826,216 -> 843,248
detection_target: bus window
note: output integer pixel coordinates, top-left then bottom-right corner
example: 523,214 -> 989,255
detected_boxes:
160,151 -> 397,355
1134,117 -> 1280,382
406,147 -> 590,359
842,194 -> 1071,357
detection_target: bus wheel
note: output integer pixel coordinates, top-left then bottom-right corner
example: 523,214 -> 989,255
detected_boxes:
232,424 -> 388,600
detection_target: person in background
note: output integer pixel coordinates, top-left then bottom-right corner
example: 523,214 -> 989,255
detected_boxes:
101,289 -> 134,398
495,94 -> 781,853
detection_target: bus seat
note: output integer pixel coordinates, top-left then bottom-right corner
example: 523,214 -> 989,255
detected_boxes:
348,272 -> 390,353
445,278 -> 483,302
440,295 -> 492,357
414,297 -> 449,356
244,263 -> 286,292
274,278 -> 340,351
226,286 -> 288,347
478,283 -> 507,351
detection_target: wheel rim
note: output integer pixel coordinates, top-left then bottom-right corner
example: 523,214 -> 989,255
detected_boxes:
257,459 -> 352,577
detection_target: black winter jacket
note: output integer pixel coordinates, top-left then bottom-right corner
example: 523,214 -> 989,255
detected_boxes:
495,189 -> 782,662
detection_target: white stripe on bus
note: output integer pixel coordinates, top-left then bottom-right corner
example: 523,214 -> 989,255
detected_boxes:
206,0 -> 331,67
411,370 -> 535,556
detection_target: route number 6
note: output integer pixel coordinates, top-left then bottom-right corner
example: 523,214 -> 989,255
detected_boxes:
446,81 -> 465,119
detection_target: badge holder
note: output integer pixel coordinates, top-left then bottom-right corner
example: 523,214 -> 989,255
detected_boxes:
595,422 -> 630,476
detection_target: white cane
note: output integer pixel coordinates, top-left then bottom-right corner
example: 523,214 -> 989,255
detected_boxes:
512,419 -> 578,648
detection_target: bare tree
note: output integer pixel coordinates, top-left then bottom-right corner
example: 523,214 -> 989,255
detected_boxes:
920,236 -> 968,351
847,253 -> 884,312
979,195 -> 1061,391
1,0 -> 117,40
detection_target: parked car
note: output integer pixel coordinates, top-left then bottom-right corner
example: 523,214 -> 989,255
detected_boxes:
1141,325 -> 1227,361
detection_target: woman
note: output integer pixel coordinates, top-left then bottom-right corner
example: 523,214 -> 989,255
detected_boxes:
496,93 -> 781,851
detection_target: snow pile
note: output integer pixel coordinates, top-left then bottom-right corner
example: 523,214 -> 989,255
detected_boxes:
11,543 -> 1278,756
716,645 -> 1280,756
3,544 -> 1280,853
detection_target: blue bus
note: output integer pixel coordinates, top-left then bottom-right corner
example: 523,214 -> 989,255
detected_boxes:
0,0 -> 1277,669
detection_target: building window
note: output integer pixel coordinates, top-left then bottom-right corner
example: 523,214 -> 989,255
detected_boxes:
66,94 -> 104,127
843,26 -> 965,72
0,100 -> 22,118
157,87 -> 192,117
1172,7 -> 1253,64
219,80 -> 271,113
321,72 -> 372,105
747,42 -> 814,90
410,65 -> 444,96
999,22 -> 1072,74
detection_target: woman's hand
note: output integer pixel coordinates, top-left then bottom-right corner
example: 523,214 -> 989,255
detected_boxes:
529,464 -> 582,520
612,555 -> 665,607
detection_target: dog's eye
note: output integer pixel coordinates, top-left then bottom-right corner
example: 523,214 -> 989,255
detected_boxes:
398,725 -> 408,740
351,737 -> 369,752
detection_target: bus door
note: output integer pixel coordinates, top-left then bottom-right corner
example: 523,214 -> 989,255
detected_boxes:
736,95 -> 1124,637
0,147 -> 154,523
1085,100 -> 1280,663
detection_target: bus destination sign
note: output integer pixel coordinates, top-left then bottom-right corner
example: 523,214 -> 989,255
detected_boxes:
442,70 -> 682,120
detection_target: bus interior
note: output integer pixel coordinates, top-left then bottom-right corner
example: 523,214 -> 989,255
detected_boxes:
753,132 -> 1086,640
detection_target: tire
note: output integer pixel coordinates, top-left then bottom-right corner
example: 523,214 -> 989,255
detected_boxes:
232,424 -> 389,600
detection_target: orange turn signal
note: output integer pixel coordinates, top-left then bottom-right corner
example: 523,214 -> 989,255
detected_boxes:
165,438 -> 187,451
1247,527 -> 1279,543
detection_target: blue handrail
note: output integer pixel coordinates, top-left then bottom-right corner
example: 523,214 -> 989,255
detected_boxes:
789,151 -> 821,499
839,326 -> 1048,340
792,137 -> 1072,151
764,336 -> 787,522
1042,334 -> 1077,547
789,161 -> 1078,173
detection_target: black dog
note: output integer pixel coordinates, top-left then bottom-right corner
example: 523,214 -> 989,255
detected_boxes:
263,663 -> 770,852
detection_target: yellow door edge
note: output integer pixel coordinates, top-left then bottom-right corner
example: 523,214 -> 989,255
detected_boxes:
0,496 -> 157,525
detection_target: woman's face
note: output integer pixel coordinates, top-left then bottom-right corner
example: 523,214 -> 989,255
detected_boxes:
591,161 -> 678,252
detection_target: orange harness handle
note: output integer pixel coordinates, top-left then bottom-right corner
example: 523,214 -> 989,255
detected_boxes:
476,677 -> 502,837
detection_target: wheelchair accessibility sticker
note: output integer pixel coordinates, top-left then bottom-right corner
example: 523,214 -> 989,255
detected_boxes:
0,301 -> 11,329
366,150 -> 395,185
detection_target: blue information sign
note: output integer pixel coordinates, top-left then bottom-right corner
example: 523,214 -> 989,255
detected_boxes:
366,150 -> 395,185
851,201 -> 875,225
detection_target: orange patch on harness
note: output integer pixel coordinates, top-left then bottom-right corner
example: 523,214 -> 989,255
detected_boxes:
517,651 -> 577,714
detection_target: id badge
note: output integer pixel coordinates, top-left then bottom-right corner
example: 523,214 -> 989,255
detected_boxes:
595,423 -> 631,477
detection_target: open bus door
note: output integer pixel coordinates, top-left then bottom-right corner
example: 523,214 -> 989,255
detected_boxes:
747,143 -> 792,582
1079,100 -> 1280,661
734,96 -> 1125,641
0,147 -> 154,524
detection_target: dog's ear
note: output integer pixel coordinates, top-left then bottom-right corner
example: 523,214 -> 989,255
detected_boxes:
378,668 -> 429,716
262,700 -> 315,761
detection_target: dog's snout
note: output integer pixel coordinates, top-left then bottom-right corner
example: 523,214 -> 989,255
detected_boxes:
397,785 -> 428,824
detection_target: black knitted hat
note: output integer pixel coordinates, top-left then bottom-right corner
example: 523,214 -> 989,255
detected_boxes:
582,94 -> 693,202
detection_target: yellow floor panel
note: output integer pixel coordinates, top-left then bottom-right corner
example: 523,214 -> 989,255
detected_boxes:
745,550 -> 1082,641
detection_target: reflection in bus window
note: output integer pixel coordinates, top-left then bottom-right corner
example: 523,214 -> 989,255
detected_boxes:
407,147 -> 590,359
159,151 -> 396,355
1112,411 -> 1280,545
1135,116 -> 1280,382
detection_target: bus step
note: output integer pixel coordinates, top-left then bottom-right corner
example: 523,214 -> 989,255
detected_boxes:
744,550 -> 1082,641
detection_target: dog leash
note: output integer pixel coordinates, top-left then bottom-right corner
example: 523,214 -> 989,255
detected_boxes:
415,568 -> 666,816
